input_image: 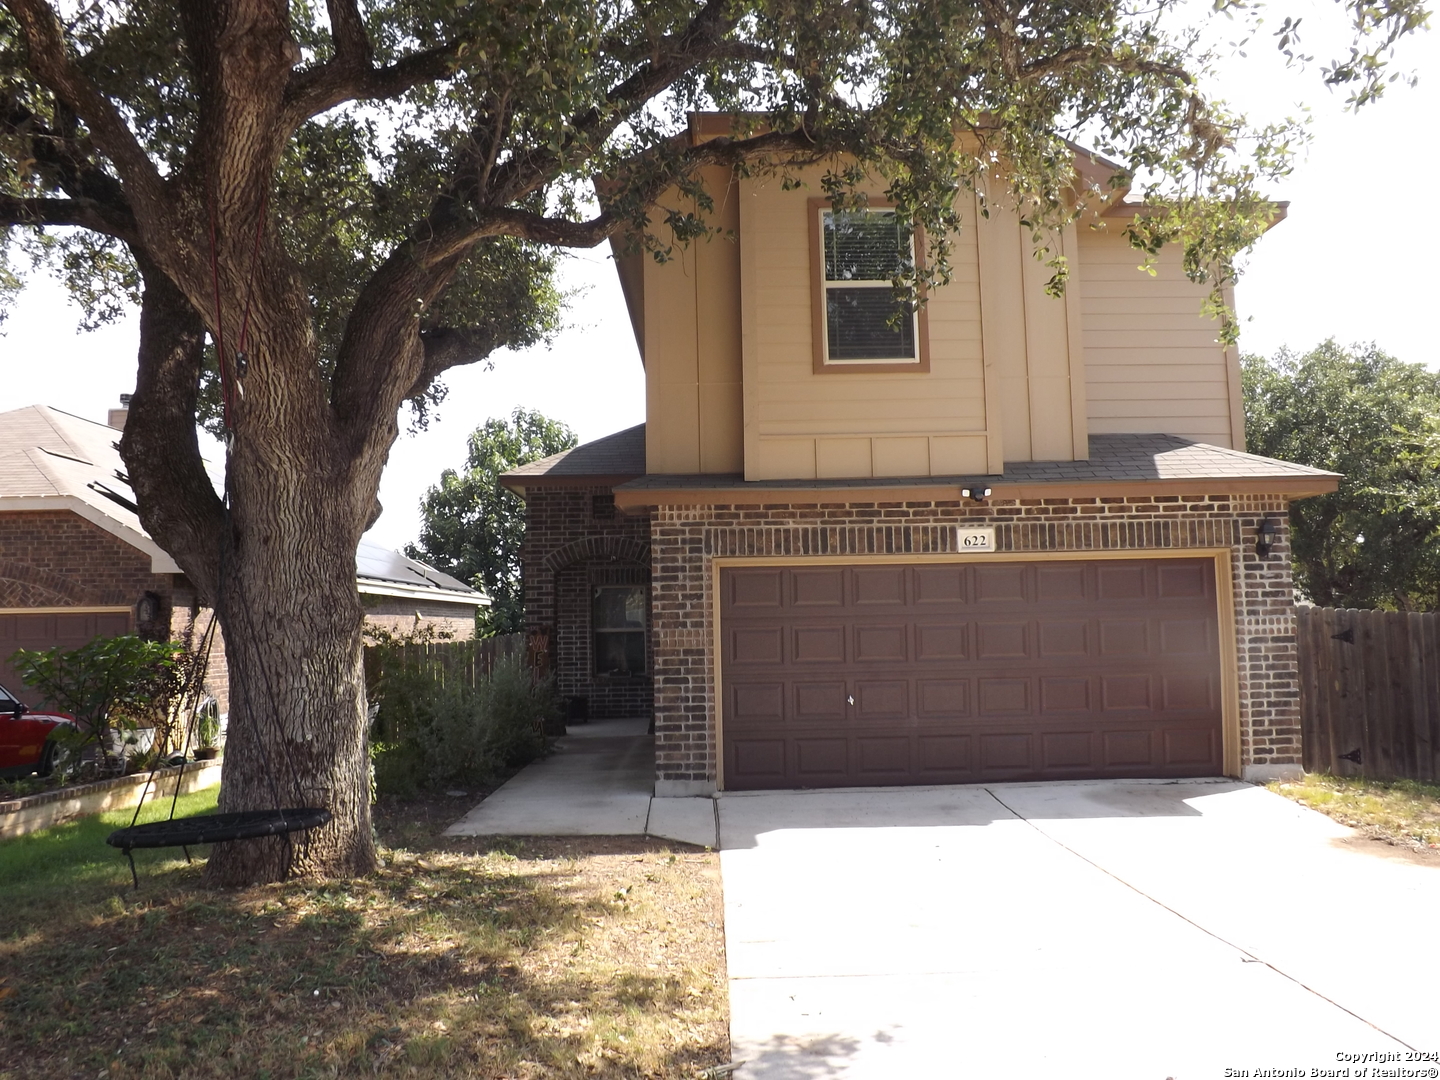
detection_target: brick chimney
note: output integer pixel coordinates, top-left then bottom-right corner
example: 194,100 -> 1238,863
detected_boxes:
107,393 -> 132,430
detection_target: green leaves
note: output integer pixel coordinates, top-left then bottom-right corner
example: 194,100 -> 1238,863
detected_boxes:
406,408 -> 578,635
9,634 -> 184,760
1243,342 -> 1440,611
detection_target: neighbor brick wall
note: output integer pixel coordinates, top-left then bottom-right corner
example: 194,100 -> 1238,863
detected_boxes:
523,486 -> 653,720
648,494 -> 1299,793
0,510 -> 173,612
360,597 -> 478,641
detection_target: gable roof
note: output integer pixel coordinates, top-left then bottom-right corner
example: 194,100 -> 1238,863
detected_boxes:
501,424 -> 646,494
0,405 -> 484,607
0,404 -> 181,573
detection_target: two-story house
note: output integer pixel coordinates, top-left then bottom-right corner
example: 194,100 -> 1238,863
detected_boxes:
504,118 -> 1337,796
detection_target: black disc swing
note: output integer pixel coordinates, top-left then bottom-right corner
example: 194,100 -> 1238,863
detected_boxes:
106,195 -> 332,887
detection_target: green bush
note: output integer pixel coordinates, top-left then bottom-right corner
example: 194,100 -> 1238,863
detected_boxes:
366,648 -> 558,796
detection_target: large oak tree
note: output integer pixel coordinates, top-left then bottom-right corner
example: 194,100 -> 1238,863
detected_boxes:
0,0 -> 1426,884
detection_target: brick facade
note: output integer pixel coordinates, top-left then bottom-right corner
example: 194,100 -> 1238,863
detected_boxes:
523,486 -> 654,720
360,597 -> 478,640
0,510 -> 173,612
647,494 -> 1300,795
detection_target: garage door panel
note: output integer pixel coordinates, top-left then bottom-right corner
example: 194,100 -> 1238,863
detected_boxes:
917,734 -> 972,774
732,626 -> 784,663
1036,564 -> 1087,601
1099,620 -> 1149,656
795,681 -> 847,719
917,679 -> 969,717
1158,563 -> 1209,598
794,738 -> 848,777
854,624 -> 907,661
1102,674 -> 1152,711
1042,731 -> 1095,769
914,565 -> 966,603
793,626 -> 845,662
1097,563 -> 1147,600
733,682 -> 785,722
1160,619 -> 1213,655
977,621 -> 1029,658
1038,620 -> 1088,657
975,564 -> 1027,602
856,680 -> 908,718
978,678 -> 1030,714
793,569 -> 845,606
980,733 -> 1031,770
731,739 -> 787,782
729,569 -> 784,608
1040,677 -> 1091,712
853,567 -> 906,605
1163,674 -> 1213,711
720,558 -> 1224,789
916,623 -> 969,660
1164,728 -> 1217,766
1103,730 -> 1155,767
856,737 -> 910,775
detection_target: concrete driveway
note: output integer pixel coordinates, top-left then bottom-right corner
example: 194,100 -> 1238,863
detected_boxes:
719,780 -> 1439,1079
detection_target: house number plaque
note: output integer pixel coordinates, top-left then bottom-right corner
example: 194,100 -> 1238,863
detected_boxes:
954,527 -> 996,552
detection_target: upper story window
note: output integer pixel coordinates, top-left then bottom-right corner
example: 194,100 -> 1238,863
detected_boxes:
812,202 -> 929,373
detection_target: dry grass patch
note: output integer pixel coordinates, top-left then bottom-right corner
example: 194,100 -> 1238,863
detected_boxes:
0,795 -> 729,1079
1269,772 -> 1440,854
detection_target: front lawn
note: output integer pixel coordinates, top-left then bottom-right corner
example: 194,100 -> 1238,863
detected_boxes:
1268,773 -> 1440,851
0,795 -> 729,1079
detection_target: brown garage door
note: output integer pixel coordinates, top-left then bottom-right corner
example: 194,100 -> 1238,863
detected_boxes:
0,609 -> 133,702
720,558 -> 1224,790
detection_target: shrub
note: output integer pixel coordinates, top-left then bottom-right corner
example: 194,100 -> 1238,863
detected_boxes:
9,634 -> 190,775
366,642 -> 558,796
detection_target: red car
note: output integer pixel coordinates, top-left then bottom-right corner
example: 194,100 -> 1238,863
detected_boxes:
0,682 -> 75,780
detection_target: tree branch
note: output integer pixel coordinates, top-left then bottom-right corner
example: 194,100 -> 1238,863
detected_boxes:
119,257 -> 227,602
282,43 -> 460,125
0,194 -> 137,239
325,0 -> 373,68
434,127 -> 820,265
488,0 -> 746,206
1,0 -> 168,218
1019,46 -> 1193,85
413,326 -> 500,391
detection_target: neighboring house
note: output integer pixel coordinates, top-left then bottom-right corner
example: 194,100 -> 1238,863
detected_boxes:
504,119 -> 1338,795
0,404 -> 485,709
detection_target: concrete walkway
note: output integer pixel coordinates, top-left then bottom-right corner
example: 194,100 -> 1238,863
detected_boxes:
719,780 -> 1440,1079
444,717 -> 717,846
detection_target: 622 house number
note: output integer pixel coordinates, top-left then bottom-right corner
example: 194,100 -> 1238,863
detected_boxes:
956,528 -> 995,551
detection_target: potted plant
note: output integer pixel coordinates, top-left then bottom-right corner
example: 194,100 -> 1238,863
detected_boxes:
193,702 -> 222,761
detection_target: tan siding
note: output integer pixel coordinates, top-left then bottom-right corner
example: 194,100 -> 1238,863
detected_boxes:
740,166 -> 988,481
1078,222 -> 1236,447
643,166 -> 744,473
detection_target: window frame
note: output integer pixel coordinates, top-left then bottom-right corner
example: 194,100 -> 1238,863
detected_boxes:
809,197 -> 931,375
591,584 -> 647,678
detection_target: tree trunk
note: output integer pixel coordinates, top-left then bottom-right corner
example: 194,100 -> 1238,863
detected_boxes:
204,520 -> 376,886
123,263 -> 381,886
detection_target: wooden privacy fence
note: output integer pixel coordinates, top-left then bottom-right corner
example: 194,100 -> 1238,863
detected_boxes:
363,633 -> 532,692
1296,607 -> 1440,782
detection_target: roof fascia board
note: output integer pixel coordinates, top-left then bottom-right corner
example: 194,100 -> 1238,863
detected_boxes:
357,578 -> 489,606
614,474 -> 1338,508
0,495 -> 182,574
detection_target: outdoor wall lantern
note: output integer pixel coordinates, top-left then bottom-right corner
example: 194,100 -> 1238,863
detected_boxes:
1256,518 -> 1279,558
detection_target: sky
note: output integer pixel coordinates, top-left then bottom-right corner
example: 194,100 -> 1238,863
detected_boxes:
0,2 -> 1436,555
